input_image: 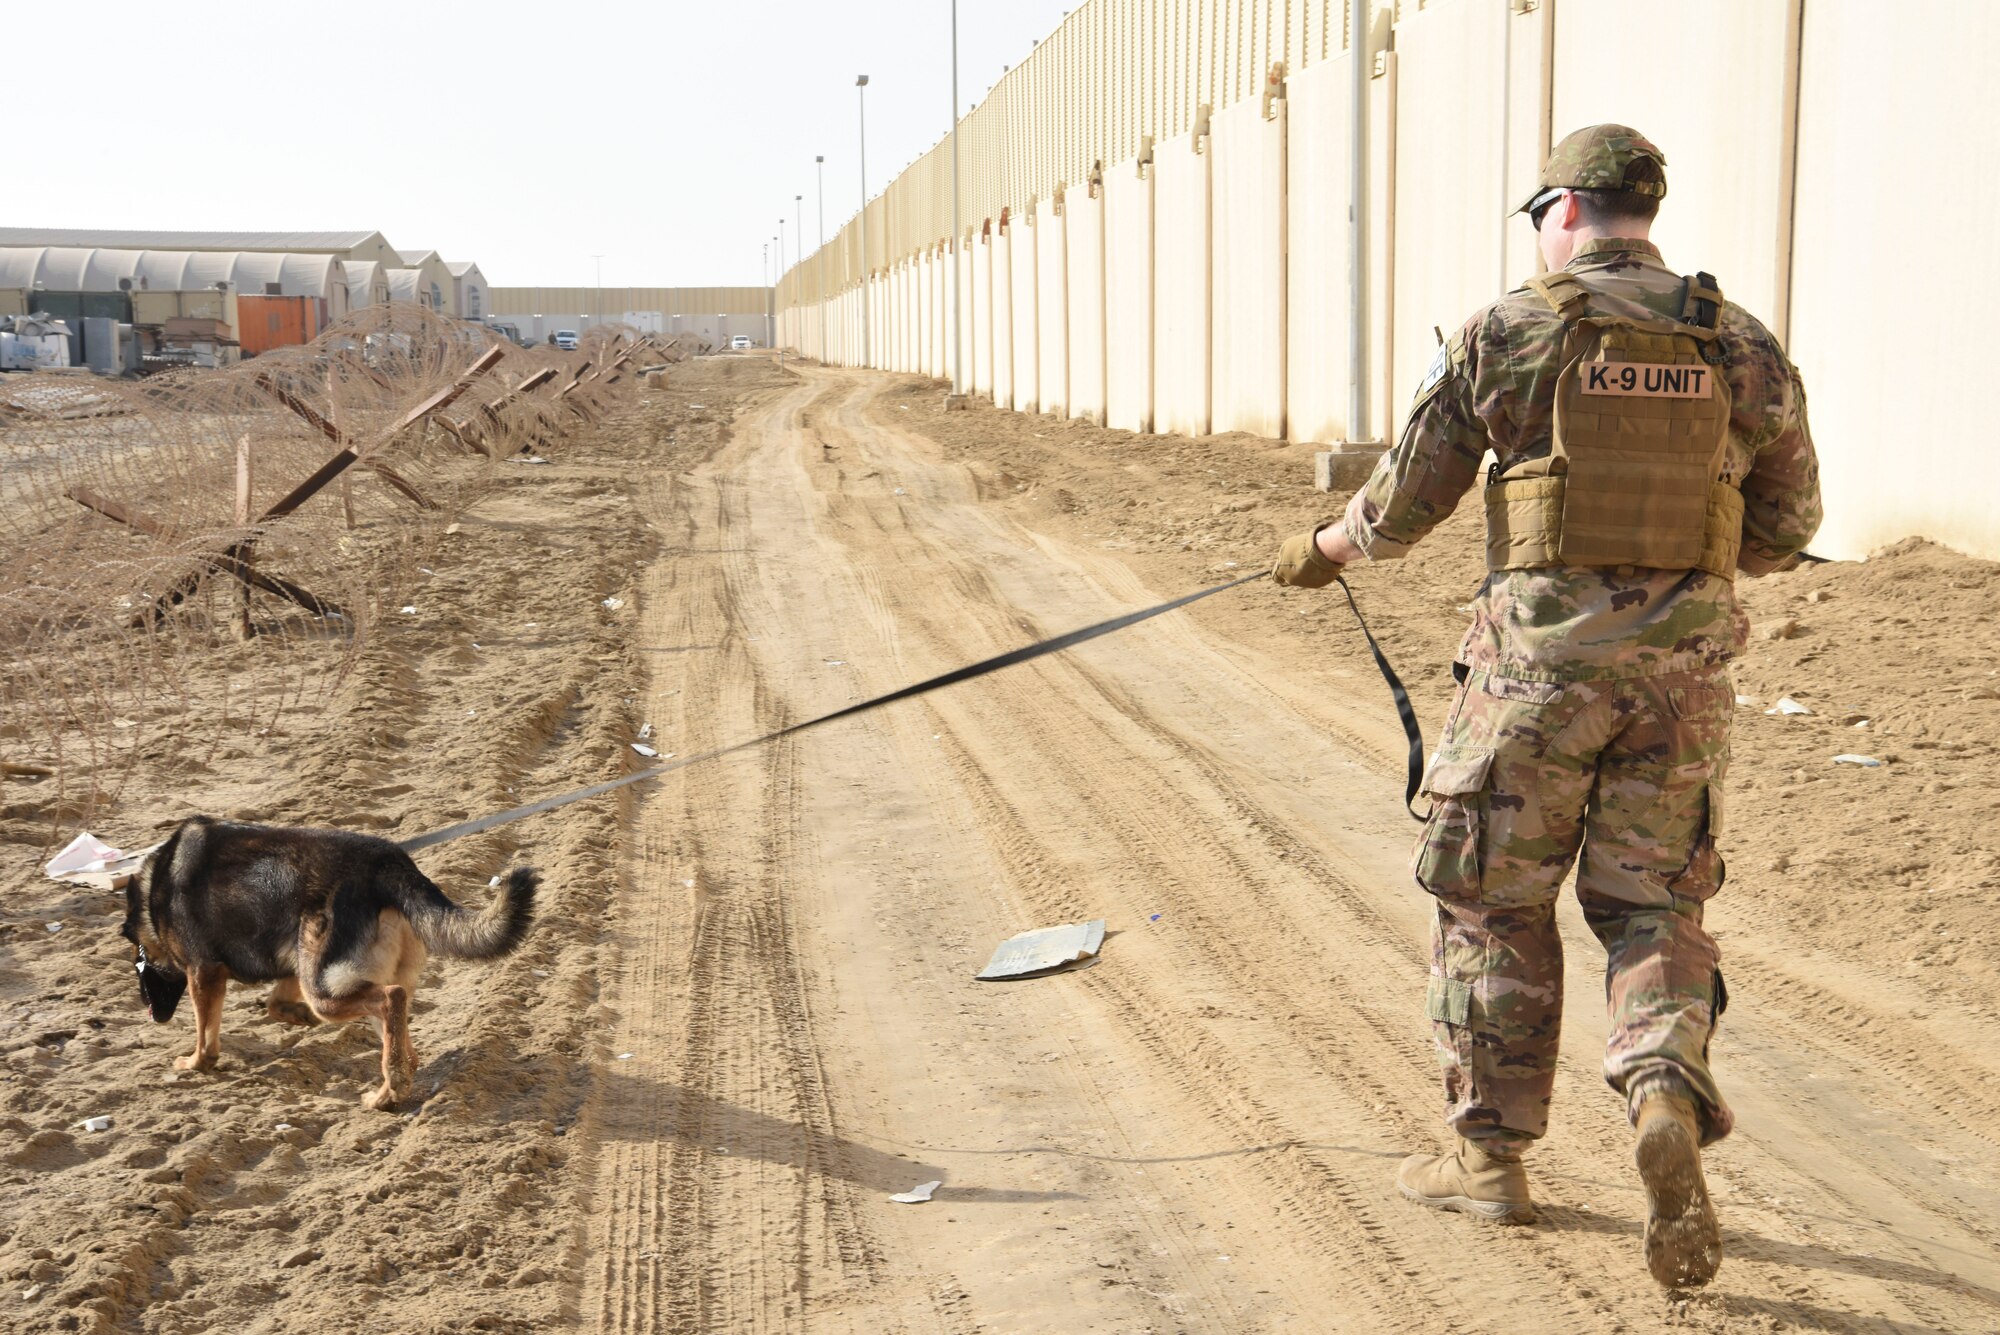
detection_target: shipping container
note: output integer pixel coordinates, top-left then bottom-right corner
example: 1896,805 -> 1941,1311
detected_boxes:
236,295 -> 328,356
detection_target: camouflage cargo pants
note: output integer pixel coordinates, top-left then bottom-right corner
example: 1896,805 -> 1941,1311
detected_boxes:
1413,664 -> 1734,1146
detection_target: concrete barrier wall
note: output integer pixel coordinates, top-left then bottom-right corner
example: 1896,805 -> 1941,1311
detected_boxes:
1789,0 -> 2000,561
1212,96 -> 1286,439
1011,212 -> 1040,413
1153,128 -> 1211,438
992,228 -> 1015,409
1065,183 -> 1106,424
973,236 -> 993,396
775,0 -> 2000,561
1035,194 -> 1069,418
1103,160 -> 1153,434
957,241 -> 976,393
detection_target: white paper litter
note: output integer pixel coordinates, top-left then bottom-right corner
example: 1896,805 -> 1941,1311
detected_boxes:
401,605 -> 417,615
890,1180 -> 942,1204
276,1123 -> 295,1133
602,597 -> 625,611
632,743 -> 660,757
1766,696 -> 1812,716
45,833 -> 159,889
977,920 -> 1108,981
1832,754 -> 1883,767
824,659 -> 846,666
46,832 -> 126,878
44,923 -> 60,933
489,875 -> 502,887
21,1283 -> 43,1301
76,1116 -> 111,1133
617,1053 -> 635,1061
1734,694 -> 1759,707
894,486 -> 907,495
638,722 -> 653,739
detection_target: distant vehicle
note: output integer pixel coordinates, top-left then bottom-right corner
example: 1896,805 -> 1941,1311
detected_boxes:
553,330 -> 579,351
729,335 -> 753,350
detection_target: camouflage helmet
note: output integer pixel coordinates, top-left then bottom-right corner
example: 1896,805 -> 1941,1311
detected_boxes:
1517,123 -> 1668,215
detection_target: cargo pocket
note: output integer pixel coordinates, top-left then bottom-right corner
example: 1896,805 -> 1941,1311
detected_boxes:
1426,975 -> 1473,1026
1411,747 -> 1494,902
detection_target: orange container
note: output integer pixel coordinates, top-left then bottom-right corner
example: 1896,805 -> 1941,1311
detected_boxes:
237,295 -> 323,356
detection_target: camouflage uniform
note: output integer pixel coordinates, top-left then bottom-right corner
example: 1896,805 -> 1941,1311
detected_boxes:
1345,229 -> 1821,1147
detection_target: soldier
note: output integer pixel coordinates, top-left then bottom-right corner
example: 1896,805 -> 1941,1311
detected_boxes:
1272,124 -> 1821,1287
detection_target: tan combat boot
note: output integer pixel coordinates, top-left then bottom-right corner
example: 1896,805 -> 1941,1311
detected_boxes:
1634,1092 -> 1721,1287
1396,1137 -> 1536,1225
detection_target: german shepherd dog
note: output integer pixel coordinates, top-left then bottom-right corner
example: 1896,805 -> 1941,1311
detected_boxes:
121,816 -> 537,1109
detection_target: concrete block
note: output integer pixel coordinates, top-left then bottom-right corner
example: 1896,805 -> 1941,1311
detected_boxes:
1315,443 -> 1382,492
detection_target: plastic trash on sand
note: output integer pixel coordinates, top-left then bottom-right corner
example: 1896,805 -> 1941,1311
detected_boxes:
976,920 -> 1107,981
1766,696 -> 1812,716
1832,754 -> 1883,767
890,1180 -> 942,1204
76,1116 -> 111,1133
632,743 -> 660,758
46,833 -> 158,890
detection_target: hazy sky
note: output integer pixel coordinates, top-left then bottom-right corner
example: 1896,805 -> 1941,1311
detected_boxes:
16,0 -> 1078,289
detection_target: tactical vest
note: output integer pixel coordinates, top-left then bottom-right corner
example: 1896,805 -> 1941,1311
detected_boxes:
1483,269 -> 1744,580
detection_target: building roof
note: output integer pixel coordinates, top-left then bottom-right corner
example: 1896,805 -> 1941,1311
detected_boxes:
394,249 -> 441,266
0,245 -> 344,298
0,228 -> 388,254
445,260 -> 482,278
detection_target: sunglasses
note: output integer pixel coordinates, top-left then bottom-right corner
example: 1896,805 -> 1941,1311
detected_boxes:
1527,187 -> 1569,231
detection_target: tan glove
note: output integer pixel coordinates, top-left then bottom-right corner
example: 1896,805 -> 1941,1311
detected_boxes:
1271,524 -> 1346,589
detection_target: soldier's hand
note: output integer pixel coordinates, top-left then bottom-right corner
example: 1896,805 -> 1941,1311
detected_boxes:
1272,524 -> 1346,588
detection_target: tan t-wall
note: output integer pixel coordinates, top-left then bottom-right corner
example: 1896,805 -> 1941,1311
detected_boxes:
776,0 -> 1995,563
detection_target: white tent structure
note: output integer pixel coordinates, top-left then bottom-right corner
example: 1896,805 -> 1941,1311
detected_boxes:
445,260 -> 487,320
0,246 -> 350,315
344,260 -> 390,308
385,268 -> 425,306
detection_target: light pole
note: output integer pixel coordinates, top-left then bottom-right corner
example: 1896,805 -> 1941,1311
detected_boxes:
856,74 -> 870,369
815,155 -> 826,363
949,0 -> 964,396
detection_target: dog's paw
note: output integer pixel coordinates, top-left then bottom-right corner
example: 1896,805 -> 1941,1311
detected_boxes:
266,1001 -> 321,1027
361,1083 -> 405,1112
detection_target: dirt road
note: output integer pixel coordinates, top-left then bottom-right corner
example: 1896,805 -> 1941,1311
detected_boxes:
580,364 -> 2000,1334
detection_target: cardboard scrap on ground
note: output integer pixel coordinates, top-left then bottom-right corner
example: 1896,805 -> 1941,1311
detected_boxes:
976,919 -> 1107,981
45,833 -> 159,891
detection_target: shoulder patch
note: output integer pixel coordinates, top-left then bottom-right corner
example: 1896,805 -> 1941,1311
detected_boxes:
1415,342 -> 1450,399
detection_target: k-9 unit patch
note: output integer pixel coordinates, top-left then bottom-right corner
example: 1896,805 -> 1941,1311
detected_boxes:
1578,361 -> 1712,398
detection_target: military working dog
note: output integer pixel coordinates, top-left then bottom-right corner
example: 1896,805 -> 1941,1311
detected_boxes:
121,816 -> 537,1109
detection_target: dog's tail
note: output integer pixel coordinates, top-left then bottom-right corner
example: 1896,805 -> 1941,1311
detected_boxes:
395,866 -> 539,959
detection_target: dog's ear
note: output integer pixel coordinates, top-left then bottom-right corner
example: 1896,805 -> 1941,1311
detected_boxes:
120,871 -> 145,946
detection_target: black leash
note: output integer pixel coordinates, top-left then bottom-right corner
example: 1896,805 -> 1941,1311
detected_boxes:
399,567 -> 1428,854
1333,574 -> 1428,822
400,571 -> 1265,853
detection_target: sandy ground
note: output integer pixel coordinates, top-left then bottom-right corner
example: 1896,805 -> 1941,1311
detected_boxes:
6,355 -> 1999,1332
